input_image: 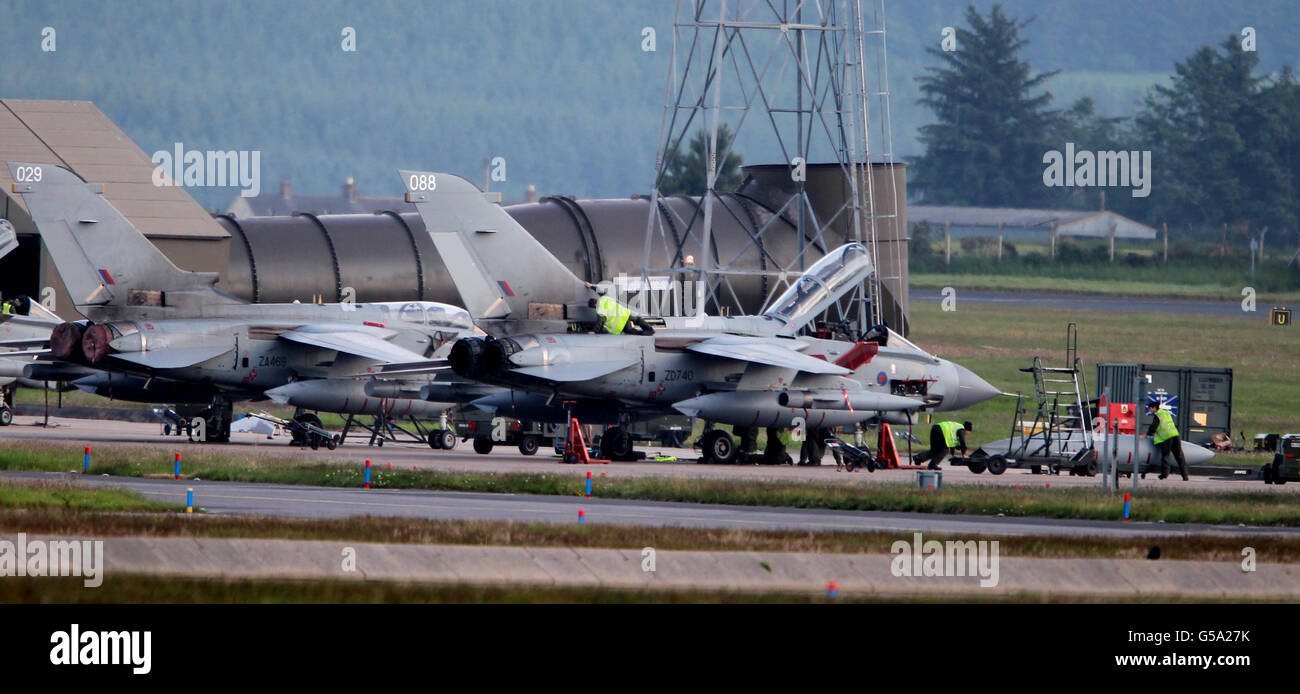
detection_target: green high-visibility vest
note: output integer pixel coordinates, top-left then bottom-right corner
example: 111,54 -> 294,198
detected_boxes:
938,421 -> 962,448
597,295 -> 631,335
1153,408 -> 1179,444
0,302 -> 10,315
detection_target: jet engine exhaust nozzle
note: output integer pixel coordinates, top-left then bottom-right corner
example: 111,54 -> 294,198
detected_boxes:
49,322 -> 87,362
448,337 -> 488,379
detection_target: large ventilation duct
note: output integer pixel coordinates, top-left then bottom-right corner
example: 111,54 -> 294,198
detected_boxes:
215,163 -> 909,334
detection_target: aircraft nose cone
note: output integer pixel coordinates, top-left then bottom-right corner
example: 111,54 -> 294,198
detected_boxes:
950,363 -> 1000,410
1182,442 -> 1215,465
264,383 -> 297,405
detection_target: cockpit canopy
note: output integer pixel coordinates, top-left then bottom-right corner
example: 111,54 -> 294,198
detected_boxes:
763,243 -> 873,332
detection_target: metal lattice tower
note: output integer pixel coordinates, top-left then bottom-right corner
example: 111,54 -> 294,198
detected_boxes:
641,0 -> 902,334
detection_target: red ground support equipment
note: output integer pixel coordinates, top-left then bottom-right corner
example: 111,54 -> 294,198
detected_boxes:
877,422 -> 902,468
562,417 -> 609,464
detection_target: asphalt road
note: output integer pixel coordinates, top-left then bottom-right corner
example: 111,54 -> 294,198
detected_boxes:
4,469 -> 1295,540
909,288 -> 1254,318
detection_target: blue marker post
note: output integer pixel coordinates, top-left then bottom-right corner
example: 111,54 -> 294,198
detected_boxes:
578,509 -> 586,524
827,581 -> 839,599
585,471 -> 592,498
83,446 -> 90,473
364,459 -> 372,489
1123,492 -> 1131,522
186,488 -> 194,514
173,452 -> 181,480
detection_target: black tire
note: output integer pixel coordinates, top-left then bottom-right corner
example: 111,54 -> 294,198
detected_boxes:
967,460 -> 987,474
473,436 -> 494,455
292,413 -> 322,446
428,433 -> 444,450
0,406 -> 13,426
701,430 -> 737,464
309,437 -> 320,450
439,429 -> 456,451
600,426 -> 634,460
986,455 -> 1008,476
518,435 -> 540,456
326,436 -> 338,451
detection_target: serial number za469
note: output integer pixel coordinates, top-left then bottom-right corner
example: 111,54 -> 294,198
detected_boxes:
257,354 -> 287,368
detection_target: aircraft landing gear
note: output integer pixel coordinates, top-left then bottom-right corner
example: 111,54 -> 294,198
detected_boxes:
699,429 -> 737,464
599,426 -> 634,461
0,384 -> 14,426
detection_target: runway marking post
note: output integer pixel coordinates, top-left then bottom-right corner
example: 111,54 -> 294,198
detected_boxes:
827,581 -> 839,598
578,509 -> 586,524
173,453 -> 181,480
83,446 -> 89,473
186,488 -> 194,514
585,471 -> 592,498
1123,492 -> 1131,522
365,459 -> 371,489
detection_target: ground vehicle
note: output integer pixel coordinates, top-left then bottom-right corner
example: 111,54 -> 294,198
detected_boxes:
457,410 -> 555,456
1262,435 -> 1300,485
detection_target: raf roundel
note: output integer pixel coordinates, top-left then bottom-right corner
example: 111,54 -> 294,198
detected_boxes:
876,371 -> 888,386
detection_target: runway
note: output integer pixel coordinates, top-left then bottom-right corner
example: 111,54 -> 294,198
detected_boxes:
1,414 -> 1285,492
3,470 -> 1296,540
910,288 -> 1253,318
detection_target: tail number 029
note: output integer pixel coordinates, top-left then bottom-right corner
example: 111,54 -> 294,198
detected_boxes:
408,174 -> 437,191
13,166 -> 42,182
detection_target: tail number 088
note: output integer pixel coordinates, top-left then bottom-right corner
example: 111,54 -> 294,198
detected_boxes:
408,174 -> 437,191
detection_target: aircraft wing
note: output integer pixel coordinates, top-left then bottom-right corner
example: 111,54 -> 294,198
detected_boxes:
686,336 -> 849,375
112,346 -> 234,369
0,337 -> 52,349
514,357 -> 639,382
280,329 -> 428,364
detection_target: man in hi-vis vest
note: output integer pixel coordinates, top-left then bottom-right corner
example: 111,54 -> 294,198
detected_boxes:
915,420 -> 971,470
1146,401 -> 1188,481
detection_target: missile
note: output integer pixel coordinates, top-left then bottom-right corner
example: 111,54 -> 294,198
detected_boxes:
975,433 -> 1217,466
673,389 -> 925,429
265,379 -> 452,417
71,373 -> 214,404
777,389 -> 926,411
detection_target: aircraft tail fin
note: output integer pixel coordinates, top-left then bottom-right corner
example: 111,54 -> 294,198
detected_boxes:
400,170 -> 591,322
6,162 -> 219,311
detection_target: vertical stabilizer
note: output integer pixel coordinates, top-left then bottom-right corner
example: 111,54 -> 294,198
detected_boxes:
6,162 -> 219,311
400,170 -> 591,322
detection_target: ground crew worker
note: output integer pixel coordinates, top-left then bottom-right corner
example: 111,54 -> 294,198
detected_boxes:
587,296 -> 654,336
1146,401 -> 1188,480
915,420 -> 971,470
0,294 -> 12,315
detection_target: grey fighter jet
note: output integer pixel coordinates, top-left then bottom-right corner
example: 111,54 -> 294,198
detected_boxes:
6,162 -> 474,442
376,170 -> 998,462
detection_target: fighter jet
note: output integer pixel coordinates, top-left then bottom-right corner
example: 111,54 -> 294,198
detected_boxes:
372,170 -> 998,462
6,162 -> 475,442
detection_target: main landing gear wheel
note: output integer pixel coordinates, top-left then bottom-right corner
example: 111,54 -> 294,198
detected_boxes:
700,430 -> 737,464
600,426 -> 633,461
473,437 -> 494,455
518,435 -> 540,456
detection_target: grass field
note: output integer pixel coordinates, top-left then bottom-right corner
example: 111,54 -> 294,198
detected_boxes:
906,300 -> 1299,447
0,479 -> 176,512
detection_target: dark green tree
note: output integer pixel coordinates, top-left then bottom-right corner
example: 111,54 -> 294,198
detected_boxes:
1131,38 -> 1299,235
911,4 -> 1061,207
658,123 -> 744,196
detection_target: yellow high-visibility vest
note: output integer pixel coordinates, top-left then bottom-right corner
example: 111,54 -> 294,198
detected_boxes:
1153,408 -> 1179,444
597,295 -> 631,335
938,421 -> 962,448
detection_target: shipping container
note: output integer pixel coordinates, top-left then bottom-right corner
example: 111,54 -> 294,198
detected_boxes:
1095,364 -> 1233,446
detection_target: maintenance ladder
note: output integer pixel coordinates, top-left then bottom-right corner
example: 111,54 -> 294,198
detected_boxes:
1008,323 -> 1096,472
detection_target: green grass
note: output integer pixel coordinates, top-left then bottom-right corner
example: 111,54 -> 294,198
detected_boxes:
0,479 -> 177,512
1,574 -> 1287,604
2,441 -> 1298,526
4,507 -> 1296,562
907,300 -> 1300,449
